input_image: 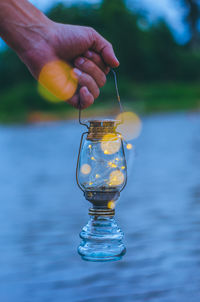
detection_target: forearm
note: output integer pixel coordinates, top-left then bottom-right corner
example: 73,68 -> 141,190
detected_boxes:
0,0 -> 51,54
0,0 -> 118,109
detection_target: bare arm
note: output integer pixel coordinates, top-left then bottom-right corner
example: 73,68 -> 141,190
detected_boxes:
0,0 -> 119,108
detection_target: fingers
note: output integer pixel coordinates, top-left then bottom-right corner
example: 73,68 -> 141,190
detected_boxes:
84,50 -> 110,74
67,87 -> 94,109
74,56 -> 106,88
71,53 -> 109,110
74,68 -> 100,99
90,29 -> 119,68
80,86 -> 94,109
69,57 -> 106,109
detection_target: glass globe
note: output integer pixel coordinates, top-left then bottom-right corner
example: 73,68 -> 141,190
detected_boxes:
76,120 -> 127,261
77,130 -> 127,193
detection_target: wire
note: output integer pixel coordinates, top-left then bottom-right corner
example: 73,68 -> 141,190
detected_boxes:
78,69 -> 124,127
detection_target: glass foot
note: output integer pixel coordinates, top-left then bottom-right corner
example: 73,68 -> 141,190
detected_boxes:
78,216 -> 126,262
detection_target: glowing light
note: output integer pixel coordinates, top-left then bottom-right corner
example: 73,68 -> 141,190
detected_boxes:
81,164 -> 91,175
108,161 -> 112,167
38,60 -> 78,103
95,174 -> 100,179
101,133 -> 121,155
107,201 -> 115,209
116,111 -> 142,140
109,170 -> 125,186
121,166 -> 125,170
115,157 -> 119,161
91,156 -> 95,161
88,145 -> 92,149
38,84 -> 60,103
108,161 -> 117,168
126,143 -> 133,150
89,182 -> 93,186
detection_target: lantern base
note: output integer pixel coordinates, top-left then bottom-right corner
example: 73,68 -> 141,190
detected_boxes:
78,210 -> 126,262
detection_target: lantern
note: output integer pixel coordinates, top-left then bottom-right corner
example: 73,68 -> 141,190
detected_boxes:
76,71 -> 127,261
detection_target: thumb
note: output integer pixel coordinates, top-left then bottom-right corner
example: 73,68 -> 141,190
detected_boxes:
91,30 -> 119,68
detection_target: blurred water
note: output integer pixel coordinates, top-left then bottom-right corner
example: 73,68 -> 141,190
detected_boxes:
0,112 -> 200,302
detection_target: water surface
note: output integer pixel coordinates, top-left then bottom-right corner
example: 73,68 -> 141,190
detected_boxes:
0,112 -> 200,301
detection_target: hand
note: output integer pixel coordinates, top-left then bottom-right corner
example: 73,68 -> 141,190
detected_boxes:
0,1 -> 119,109
19,22 -> 119,109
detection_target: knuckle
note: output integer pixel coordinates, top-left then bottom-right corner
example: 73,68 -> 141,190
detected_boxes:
94,55 -> 102,65
85,58 -> 93,69
107,41 -> 112,48
86,26 -> 96,36
86,26 -> 93,31
90,27 -> 97,35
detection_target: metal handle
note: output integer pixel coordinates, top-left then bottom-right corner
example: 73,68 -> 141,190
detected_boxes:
78,68 -> 124,128
78,107 -> 89,129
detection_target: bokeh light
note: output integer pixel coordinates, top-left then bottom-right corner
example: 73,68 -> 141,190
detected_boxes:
38,60 -> 78,103
101,133 -> 121,155
116,112 -> 142,141
108,161 -> 117,168
126,143 -> 133,150
81,164 -> 91,175
107,200 -> 115,209
109,170 -> 125,186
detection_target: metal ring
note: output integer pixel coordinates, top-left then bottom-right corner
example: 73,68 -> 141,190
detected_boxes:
89,207 -> 115,217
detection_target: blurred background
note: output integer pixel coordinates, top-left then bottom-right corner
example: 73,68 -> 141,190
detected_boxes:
0,1 -> 200,301
0,0 -> 200,122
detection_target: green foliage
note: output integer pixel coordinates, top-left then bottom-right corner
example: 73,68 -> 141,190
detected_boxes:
47,0 -> 200,81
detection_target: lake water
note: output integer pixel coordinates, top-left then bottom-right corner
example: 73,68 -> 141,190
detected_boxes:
0,112 -> 200,302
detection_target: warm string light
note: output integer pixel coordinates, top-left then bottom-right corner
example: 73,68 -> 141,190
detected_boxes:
81,164 -> 91,175
126,143 -> 133,150
107,200 -> 115,209
109,170 -> 125,186
80,134 -> 133,187
101,133 -> 121,155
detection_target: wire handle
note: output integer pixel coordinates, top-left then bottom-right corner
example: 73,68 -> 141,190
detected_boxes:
78,68 -> 124,127
111,69 -> 124,114
78,105 -> 89,129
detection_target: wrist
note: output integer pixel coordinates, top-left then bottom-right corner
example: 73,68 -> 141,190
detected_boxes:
0,0 -> 52,54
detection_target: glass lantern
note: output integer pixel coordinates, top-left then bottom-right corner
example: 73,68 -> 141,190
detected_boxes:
76,119 -> 127,261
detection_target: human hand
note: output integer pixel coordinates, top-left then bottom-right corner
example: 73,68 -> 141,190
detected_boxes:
20,22 -> 119,109
0,0 -> 119,108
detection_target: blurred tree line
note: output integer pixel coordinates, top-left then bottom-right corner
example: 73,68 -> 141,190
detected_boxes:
182,0 -> 200,50
46,0 -> 200,81
0,0 -> 199,122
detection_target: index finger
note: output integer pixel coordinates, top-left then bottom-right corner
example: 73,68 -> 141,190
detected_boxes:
91,29 -> 120,68
84,50 -> 110,74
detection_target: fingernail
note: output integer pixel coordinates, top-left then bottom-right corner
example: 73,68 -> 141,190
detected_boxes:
85,51 -> 92,58
74,68 -> 82,77
114,56 -> 120,65
75,57 -> 84,65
